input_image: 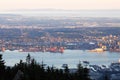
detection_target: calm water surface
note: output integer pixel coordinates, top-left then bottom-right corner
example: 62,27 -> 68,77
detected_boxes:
0,50 -> 120,68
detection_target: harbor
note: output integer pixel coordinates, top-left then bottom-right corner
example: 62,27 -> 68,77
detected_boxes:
1,50 -> 120,68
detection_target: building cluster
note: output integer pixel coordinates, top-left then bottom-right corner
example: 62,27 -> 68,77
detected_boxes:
0,28 -> 120,52
97,35 -> 120,52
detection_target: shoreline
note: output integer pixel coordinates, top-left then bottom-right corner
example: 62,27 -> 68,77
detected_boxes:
1,49 -> 120,53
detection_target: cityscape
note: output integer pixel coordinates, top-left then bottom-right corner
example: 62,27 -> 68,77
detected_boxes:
0,15 -> 120,53
0,13 -> 120,80
0,0 -> 120,80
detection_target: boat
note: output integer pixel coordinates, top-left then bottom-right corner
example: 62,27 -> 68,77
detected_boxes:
49,47 -> 64,53
89,48 -> 104,52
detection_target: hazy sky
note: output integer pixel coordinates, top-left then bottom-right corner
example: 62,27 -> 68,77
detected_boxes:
0,0 -> 120,11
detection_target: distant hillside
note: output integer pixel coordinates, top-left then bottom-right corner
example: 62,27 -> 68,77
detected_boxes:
2,9 -> 120,17
0,14 -> 120,28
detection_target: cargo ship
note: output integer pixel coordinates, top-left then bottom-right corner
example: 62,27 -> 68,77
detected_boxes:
89,48 -> 104,52
18,47 -> 64,53
48,47 -> 64,53
88,46 -> 106,53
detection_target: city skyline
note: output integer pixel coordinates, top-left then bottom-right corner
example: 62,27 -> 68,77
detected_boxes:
0,0 -> 120,11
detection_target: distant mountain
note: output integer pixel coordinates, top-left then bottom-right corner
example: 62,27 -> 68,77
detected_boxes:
0,14 -> 20,17
0,10 -> 120,28
2,9 -> 120,17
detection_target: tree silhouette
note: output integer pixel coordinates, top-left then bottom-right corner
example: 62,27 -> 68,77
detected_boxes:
76,63 -> 91,80
26,53 -> 31,64
0,54 -> 5,80
0,54 -> 91,80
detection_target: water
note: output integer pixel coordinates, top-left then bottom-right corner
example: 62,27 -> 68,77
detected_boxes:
0,50 -> 120,68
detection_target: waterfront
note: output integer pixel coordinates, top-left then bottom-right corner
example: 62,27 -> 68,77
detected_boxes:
0,50 -> 120,68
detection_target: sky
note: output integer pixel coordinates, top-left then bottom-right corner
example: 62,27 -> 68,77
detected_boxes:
0,0 -> 120,11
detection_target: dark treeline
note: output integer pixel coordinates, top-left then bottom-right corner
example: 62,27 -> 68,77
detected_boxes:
0,54 -> 91,80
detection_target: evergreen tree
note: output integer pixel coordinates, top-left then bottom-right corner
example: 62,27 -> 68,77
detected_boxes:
26,53 -> 31,64
104,74 -> 109,80
0,54 -> 92,80
64,64 -> 69,74
76,63 -> 91,80
62,64 -> 70,80
0,54 -> 5,80
0,54 -> 5,69
4,67 -> 13,80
